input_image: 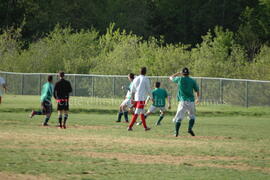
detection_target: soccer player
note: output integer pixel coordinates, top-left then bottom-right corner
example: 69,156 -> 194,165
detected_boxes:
169,67 -> 200,137
54,72 -> 72,129
30,75 -> 54,126
0,76 -> 7,104
116,73 -> 135,123
144,82 -> 171,125
128,67 -> 151,131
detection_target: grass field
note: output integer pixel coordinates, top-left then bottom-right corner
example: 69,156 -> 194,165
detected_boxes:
0,95 -> 270,180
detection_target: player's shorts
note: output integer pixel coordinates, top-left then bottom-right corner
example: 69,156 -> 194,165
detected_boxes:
148,105 -> 166,113
56,99 -> 69,111
120,98 -> 134,109
134,101 -> 145,114
173,101 -> 196,123
42,100 -> 52,114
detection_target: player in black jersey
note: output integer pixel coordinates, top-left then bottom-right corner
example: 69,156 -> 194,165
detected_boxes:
54,71 -> 72,129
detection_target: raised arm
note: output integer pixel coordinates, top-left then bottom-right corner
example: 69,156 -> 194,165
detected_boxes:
169,72 -> 181,81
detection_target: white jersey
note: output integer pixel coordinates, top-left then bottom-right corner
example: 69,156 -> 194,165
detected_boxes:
0,77 -> 5,86
131,75 -> 151,101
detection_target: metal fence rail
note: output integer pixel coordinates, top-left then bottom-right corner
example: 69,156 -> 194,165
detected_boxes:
1,71 -> 270,107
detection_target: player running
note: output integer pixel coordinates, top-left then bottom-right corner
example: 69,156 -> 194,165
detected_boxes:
30,75 -> 54,126
0,76 -> 7,104
128,67 -> 151,131
144,81 -> 171,125
116,73 -> 135,123
54,72 -> 72,129
169,67 -> 200,137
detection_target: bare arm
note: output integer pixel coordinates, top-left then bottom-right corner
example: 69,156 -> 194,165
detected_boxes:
169,72 -> 181,81
195,91 -> 200,104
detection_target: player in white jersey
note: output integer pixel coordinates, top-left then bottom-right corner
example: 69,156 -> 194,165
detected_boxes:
116,73 -> 135,123
127,67 -> 151,131
0,76 -> 7,104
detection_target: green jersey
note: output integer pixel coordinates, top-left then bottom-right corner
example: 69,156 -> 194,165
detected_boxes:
152,88 -> 168,107
172,76 -> 199,102
40,82 -> 53,102
125,82 -> 133,99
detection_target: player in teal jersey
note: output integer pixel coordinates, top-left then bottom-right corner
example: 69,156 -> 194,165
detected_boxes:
30,75 -> 54,126
169,67 -> 200,137
144,82 -> 171,125
116,73 -> 135,123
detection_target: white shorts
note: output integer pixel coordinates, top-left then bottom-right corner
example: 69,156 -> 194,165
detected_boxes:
120,99 -> 133,109
148,105 -> 166,113
173,101 -> 196,123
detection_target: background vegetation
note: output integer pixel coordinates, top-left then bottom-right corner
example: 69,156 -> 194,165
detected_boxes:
0,0 -> 269,80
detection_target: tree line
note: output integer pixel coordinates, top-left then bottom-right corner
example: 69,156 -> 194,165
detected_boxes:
0,0 -> 269,80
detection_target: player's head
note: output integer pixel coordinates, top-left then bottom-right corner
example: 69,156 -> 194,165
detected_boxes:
181,67 -> 189,76
128,73 -> 135,81
141,67 -> 147,75
155,82 -> 161,88
59,71 -> 65,79
48,75 -> 53,82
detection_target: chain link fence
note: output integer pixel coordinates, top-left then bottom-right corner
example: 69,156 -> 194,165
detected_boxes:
1,71 -> 270,107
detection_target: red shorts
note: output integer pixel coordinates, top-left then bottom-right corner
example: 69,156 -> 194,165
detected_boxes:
134,101 -> 145,109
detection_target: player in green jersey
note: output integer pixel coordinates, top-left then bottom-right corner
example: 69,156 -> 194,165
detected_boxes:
144,82 -> 171,125
30,75 -> 54,126
169,67 -> 200,137
116,73 -> 135,123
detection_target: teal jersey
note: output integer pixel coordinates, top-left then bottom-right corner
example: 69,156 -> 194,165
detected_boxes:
40,82 -> 53,102
125,82 -> 133,99
172,76 -> 199,102
152,88 -> 168,107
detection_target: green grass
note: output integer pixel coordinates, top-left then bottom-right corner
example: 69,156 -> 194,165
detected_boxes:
0,95 -> 270,179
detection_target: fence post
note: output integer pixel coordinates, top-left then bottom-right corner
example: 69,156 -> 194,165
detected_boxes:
245,80 -> 249,108
219,79 -> 223,104
92,76 -> 95,97
39,74 -> 41,95
200,78 -> 203,102
74,75 -> 76,96
113,77 -> 115,97
21,74 -> 24,95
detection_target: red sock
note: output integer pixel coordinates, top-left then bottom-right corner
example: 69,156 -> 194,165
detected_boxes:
129,114 -> 138,128
140,114 -> 147,129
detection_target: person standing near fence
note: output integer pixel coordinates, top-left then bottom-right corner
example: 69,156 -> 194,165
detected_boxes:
54,72 -> 72,129
169,67 -> 200,137
127,67 -> 151,131
30,75 -> 54,126
116,73 -> 135,123
0,76 -> 7,104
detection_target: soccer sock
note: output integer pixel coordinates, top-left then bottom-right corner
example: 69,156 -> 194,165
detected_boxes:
175,122 -> 181,135
188,119 -> 195,131
64,114 -> 68,125
156,115 -> 164,124
123,111 -> 128,122
58,115 -> 63,126
117,112 -> 123,122
140,114 -> 147,129
43,117 -> 50,125
35,111 -> 43,115
129,114 -> 138,128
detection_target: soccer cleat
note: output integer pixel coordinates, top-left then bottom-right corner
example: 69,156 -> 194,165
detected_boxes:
63,124 -> 66,129
174,131 -> 179,137
145,127 -> 151,131
155,122 -> 161,126
127,127 -> 133,131
58,124 -> 63,129
115,120 -> 121,123
29,110 -> 35,118
188,130 -> 195,136
42,123 -> 49,126
136,122 -> 142,126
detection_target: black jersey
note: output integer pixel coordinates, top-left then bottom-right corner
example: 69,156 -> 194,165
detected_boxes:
53,79 -> 72,100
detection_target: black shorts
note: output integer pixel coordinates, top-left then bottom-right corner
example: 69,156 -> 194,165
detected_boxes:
42,101 -> 52,114
57,101 -> 69,111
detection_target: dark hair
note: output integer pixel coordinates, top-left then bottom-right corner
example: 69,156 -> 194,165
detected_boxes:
48,75 -> 53,82
155,81 -> 161,88
141,67 -> 147,75
59,71 -> 65,78
128,73 -> 135,79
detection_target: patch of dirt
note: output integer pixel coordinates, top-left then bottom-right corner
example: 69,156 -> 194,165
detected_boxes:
0,172 -> 50,180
